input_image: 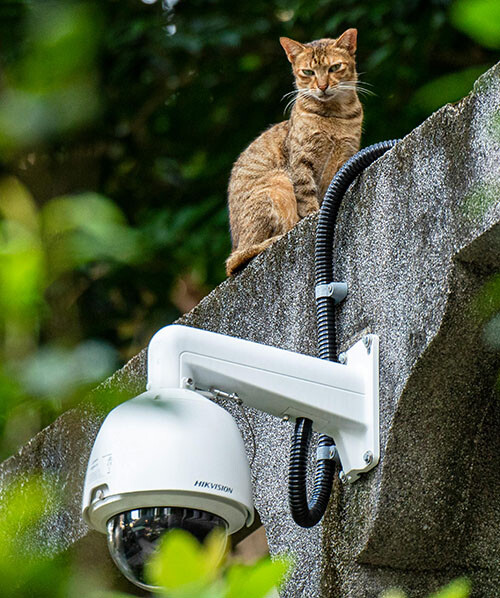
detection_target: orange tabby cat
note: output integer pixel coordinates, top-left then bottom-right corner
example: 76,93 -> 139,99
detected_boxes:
226,29 -> 363,276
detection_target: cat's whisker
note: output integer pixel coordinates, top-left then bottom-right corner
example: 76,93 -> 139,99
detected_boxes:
284,96 -> 297,114
281,89 -> 299,101
338,81 -> 376,97
355,86 -> 376,97
283,89 -> 312,113
355,73 -> 374,85
354,81 -> 376,96
351,80 -> 376,95
284,91 -> 304,113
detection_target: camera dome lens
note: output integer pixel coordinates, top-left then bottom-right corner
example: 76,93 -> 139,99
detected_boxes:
106,507 -> 228,591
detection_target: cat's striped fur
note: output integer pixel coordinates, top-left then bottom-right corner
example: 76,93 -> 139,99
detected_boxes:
226,29 -> 363,276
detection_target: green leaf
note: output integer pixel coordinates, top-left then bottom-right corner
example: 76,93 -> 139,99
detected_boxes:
0,473 -> 71,598
429,578 -> 471,598
225,557 -> 291,598
147,529 -> 207,589
239,54 -> 262,72
0,475 -> 56,543
86,592 -> 136,598
0,177 -> 39,234
451,0 -> 500,49
0,220 -> 45,324
42,193 -> 145,278
412,65 -> 490,114
380,579 -> 471,598
474,274 -> 500,322
145,528 -> 227,593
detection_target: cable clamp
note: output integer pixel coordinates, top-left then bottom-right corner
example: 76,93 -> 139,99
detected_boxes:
315,282 -> 348,303
316,445 -> 339,462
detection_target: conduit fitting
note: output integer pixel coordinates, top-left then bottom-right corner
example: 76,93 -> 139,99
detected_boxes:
315,282 -> 348,303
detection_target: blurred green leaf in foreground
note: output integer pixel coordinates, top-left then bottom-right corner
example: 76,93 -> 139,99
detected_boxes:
0,175 -> 145,457
451,0 -> 500,49
0,475 -> 71,598
382,578 -> 471,598
143,528 -> 291,598
411,65 -> 490,113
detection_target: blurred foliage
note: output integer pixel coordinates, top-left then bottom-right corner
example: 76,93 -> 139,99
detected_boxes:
410,64 -> 489,113
0,475 -> 72,598
131,528 -> 290,598
415,0 -> 500,109
0,3 -> 101,154
451,0 -> 500,49
0,488 -> 291,598
0,172 -> 142,458
382,578 -> 471,598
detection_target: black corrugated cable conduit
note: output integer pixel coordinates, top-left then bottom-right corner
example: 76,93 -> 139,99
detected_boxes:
289,140 -> 400,528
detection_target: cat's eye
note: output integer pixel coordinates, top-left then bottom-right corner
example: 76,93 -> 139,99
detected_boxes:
301,69 -> 314,76
329,63 -> 342,72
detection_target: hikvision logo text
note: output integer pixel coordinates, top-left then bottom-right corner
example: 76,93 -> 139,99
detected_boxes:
194,480 -> 233,494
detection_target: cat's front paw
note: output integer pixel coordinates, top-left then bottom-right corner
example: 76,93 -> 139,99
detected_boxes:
298,204 -> 319,219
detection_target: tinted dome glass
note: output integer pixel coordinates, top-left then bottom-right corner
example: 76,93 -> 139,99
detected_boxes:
107,507 -> 228,591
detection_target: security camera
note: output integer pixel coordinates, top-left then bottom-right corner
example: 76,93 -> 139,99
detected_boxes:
82,325 -> 379,590
82,387 -> 253,590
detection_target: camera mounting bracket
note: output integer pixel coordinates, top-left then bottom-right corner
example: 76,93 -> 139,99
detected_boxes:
147,325 -> 379,483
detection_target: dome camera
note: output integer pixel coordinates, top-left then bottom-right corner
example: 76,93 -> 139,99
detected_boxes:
83,324 -> 380,589
82,387 -> 254,591
107,507 -> 228,590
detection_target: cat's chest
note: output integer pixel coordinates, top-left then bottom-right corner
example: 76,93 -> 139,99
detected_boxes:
289,120 -> 343,158
288,128 -> 340,176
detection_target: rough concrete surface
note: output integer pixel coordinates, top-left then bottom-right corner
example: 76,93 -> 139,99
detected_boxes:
1,62 -> 500,597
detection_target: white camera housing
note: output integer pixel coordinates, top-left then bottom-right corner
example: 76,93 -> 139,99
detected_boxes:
82,387 -> 254,535
82,324 -> 379,589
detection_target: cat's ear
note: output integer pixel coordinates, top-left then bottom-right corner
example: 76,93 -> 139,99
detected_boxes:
280,37 -> 306,63
335,28 -> 357,55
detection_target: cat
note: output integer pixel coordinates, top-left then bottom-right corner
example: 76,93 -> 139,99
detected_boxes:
226,29 -> 363,276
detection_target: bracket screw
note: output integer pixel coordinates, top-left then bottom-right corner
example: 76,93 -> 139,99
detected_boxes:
363,451 -> 373,465
339,471 -> 347,484
183,377 -> 195,389
362,335 -> 372,353
338,353 -> 347,364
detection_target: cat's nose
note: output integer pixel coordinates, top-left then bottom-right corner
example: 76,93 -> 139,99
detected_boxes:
318,83 -> 328,91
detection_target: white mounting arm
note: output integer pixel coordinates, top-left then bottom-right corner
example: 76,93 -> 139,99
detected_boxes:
147,325 -> 379,482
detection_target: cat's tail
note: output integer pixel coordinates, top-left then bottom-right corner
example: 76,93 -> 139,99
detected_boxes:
226,235 -> 282,276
